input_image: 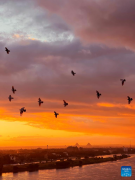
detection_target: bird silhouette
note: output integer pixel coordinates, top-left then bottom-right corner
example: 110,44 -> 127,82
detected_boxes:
20,107 -> 26,116
12,86 -> 17,94
120,79 -> 126,86
127,96 -> 133,104
8,95 -> 14,102
38,98 -> 43,106
71,70 -> 76,76
5,47 -> 10,54
96,91 -> 101,99
54,111 -> 59,118
63,100 -> 68,107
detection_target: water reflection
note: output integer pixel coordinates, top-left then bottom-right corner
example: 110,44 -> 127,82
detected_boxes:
0,155 -> 135,180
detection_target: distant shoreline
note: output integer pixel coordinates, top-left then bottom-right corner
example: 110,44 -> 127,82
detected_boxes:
1,154 -> 130,174
0,145 -> 134,150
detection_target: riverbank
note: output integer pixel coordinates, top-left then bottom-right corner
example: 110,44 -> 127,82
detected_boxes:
1,154 -> 130,174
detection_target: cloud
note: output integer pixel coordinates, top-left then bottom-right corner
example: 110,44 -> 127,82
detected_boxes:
0,0 -> 73,43
36,0 -> 135,50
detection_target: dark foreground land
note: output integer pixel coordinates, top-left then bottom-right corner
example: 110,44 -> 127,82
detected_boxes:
0,147 -> 134,174
1,154 -> 130,174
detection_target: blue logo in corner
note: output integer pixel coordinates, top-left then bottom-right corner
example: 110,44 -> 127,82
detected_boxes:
121,166 -> 132,177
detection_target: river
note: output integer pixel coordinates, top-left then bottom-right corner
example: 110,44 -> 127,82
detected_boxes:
0,155 -> 135,180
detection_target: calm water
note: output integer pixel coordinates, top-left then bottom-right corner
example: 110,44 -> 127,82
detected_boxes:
0,155 -> 135,180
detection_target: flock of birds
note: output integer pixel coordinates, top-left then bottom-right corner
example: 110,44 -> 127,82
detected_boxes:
5,47 -> 133,118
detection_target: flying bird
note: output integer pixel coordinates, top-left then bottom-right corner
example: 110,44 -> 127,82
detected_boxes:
71,70 -> 76,76
5,47 -> 10,54
96,91 -> 101,99
20,107 -> 26,116
8,95 -> 14,102
127,96 -> 133,104
63,100 -> 68,107
38,98 -> 43,106
12,86 -> 17,94
120,79 -> 126,86
54,111 -> 59,118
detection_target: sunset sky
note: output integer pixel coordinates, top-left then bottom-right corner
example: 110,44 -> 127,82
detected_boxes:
0,0 -> 135,148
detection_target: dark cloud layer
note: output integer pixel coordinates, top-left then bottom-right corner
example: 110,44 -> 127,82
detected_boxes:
0,39 -> 135,113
